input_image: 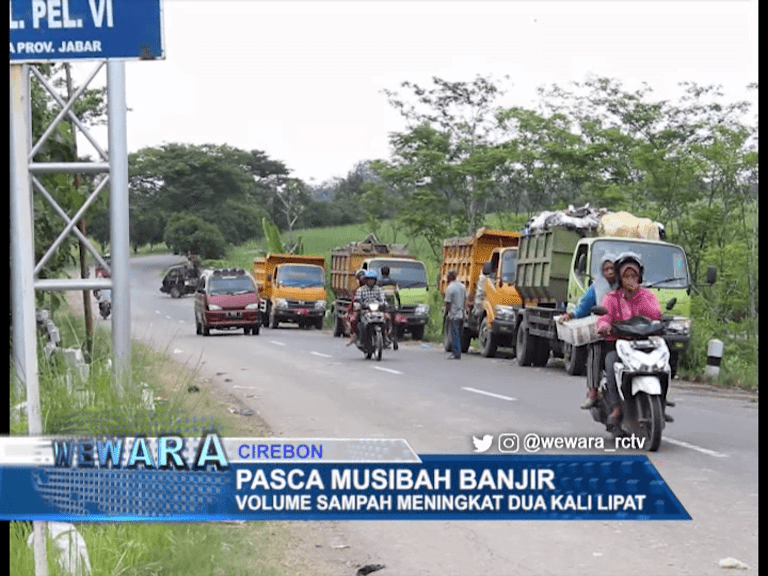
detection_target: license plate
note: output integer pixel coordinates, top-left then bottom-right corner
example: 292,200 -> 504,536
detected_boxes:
225,312 -> 243,319
296,308 -> 308,315
395,315 -> 408,323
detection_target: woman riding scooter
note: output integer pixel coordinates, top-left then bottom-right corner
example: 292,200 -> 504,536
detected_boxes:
596,253 -> 662,426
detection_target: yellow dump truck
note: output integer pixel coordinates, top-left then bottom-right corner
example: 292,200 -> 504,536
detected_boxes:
253,254 -> 327,329
439,228 -> 523,357
330,234 -> 431,340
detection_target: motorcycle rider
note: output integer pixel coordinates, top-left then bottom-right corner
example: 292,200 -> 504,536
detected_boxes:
558,252 -> 618,409
596,253 -> 662,426
346,269 -> 368,345
348,270 -> 387,346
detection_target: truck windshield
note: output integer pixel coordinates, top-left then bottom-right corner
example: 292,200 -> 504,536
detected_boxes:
369,260 -> 428,288
276,265 -> 325,288
209,275 -> 256,295
591,240 -> 689,288
501,250 -> 518,284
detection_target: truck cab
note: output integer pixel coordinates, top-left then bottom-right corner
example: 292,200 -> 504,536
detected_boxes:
363,257 -> 430,340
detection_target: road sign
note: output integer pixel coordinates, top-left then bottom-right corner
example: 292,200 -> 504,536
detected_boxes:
10,0 -> 164,62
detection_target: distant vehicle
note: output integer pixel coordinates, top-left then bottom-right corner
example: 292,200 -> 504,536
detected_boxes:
95,254 -> 111,278
194,268 -> 261,336
160,264 -> 199,298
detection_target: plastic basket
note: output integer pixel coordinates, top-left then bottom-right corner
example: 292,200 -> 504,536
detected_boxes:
556,315 -> 600,346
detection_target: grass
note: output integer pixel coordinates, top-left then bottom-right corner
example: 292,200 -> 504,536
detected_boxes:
8,301 -> 317,576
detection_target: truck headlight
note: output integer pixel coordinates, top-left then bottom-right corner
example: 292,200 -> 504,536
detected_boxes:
494,305 -> 515,321
208,304 -> 222,311
415,304 -> 430,316
314,300 -> 327,310
275,299 -> 288,309
245,303 -> 259,310
667,317 -> 691,336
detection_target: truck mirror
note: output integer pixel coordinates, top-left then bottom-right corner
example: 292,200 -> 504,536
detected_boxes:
665,297 -> 677,311
576,254 -> 586,276
482,261 -> 494,276
707,266 -> 717,285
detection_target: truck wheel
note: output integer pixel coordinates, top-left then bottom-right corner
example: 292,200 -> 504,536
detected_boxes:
333,316 -> 343,337
270,308 -> 279,329
443,318 -> 452,352
516,320 -> 535,366
479,317 -> 498,358
315,317 -> 324,330
563,343 -> 587,375
533,341 -> 550,367
262,303 -> 271,328
411,325 -> 425,341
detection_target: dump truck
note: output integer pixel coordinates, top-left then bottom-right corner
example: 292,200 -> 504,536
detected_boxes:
439,228 -> 523,357
514,225 -> 696,377
330,234 -> 430,340
253,254 -> 327,329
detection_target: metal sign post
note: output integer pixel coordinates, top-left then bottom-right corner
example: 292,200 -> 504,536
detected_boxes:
10,1 -> 164,572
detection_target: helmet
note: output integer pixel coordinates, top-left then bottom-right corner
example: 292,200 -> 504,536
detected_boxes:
355,269 -> 366,280
614,252 -> 644,287
364,270 -> 378,280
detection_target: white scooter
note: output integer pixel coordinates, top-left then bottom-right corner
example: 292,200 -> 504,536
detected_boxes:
587,303 -> 675,452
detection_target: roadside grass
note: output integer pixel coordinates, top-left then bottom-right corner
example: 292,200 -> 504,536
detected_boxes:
8,303 -> 315,576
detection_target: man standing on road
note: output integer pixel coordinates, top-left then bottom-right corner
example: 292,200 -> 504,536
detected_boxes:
444,270 -> 467,359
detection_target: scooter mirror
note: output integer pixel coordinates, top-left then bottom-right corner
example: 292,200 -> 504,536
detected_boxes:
591,305 -> 608,316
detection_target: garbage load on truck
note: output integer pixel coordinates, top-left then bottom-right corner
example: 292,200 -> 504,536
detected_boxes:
439,228 -> 522,357
253,254 -> 327,329
514,205 -> 694,377
330,234 -> 430,340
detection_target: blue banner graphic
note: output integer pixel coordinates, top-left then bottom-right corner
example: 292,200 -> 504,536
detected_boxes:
0,438 -> 691,521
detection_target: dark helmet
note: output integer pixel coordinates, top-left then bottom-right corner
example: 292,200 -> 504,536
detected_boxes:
355,269 -> 366,280
614,252 -> 644,287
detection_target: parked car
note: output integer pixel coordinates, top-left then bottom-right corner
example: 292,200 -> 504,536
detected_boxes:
194,268 -> 261,335
160,264 -> 199,298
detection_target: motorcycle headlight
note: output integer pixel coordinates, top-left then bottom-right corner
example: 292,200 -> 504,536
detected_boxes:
667,317 -> 692,336
494,305 -> 515,321
314,300 -> 327,310
208,304 -> 222,311
275,299 -> 288,309
369,302 -> 381,312
415,304 -> 430,316
245,303 -> 259,309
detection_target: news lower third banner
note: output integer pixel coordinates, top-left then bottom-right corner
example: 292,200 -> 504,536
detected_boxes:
0,436 -> 690,521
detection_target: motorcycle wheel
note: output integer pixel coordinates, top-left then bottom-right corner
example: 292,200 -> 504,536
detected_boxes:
375,329 -> 383,361
635,392 -> 663,451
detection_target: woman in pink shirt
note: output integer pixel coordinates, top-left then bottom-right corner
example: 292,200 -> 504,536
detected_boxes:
597,253 -> 662,425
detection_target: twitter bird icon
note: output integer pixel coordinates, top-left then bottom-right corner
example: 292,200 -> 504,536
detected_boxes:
472,434 -> 493,453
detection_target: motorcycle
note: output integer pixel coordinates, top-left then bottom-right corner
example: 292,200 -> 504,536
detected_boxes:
94,289 -> 112,319
354,301 -> 394,361
586,302 -> 676,452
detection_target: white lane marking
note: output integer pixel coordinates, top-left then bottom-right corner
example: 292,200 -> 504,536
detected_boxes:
179,320 -> 184,323
374,366 -> 402,375
665,437 -> 728,458
311,351 -> 332,358
462,387 -> 517,402
155,310 -> 161,314
270,341 -> 286,346
233,386 -> 259,390
165,315 -> 172,320
173,349 -> 184,354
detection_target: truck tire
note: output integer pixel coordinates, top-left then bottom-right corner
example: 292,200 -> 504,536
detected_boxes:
262,303 -> 271,328
315,317 -> 324,330
563,343 -> 587,375
269,308 -> 279,329
533,341 -> 550,367
461,329 -> 472,353
333,315 -> 343,337
479,317 -> 498,358
411,325 -> 425,341
516,319 -> 536,366
443,318 -> 452,352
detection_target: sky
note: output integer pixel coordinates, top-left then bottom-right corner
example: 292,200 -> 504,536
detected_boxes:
71,1 -> 758,185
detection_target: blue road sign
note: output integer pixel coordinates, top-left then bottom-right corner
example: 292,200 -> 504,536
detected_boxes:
10,0 -> 164,62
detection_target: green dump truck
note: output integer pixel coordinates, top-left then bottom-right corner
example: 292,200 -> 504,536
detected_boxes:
514,226 -> 695,377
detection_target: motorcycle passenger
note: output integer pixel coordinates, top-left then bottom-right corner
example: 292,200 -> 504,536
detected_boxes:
558,252 -> 618,409
379,266 -> 400,348
596,253 -> 662,426
346,269 -> 368,345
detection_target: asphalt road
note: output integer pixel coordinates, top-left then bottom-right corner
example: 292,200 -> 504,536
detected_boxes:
126,254 -> 758,576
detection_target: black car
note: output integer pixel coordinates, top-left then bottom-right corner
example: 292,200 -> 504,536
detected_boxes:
160,264 -> 198,298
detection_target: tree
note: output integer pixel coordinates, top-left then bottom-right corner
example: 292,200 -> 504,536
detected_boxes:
163,213 -> 226,259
